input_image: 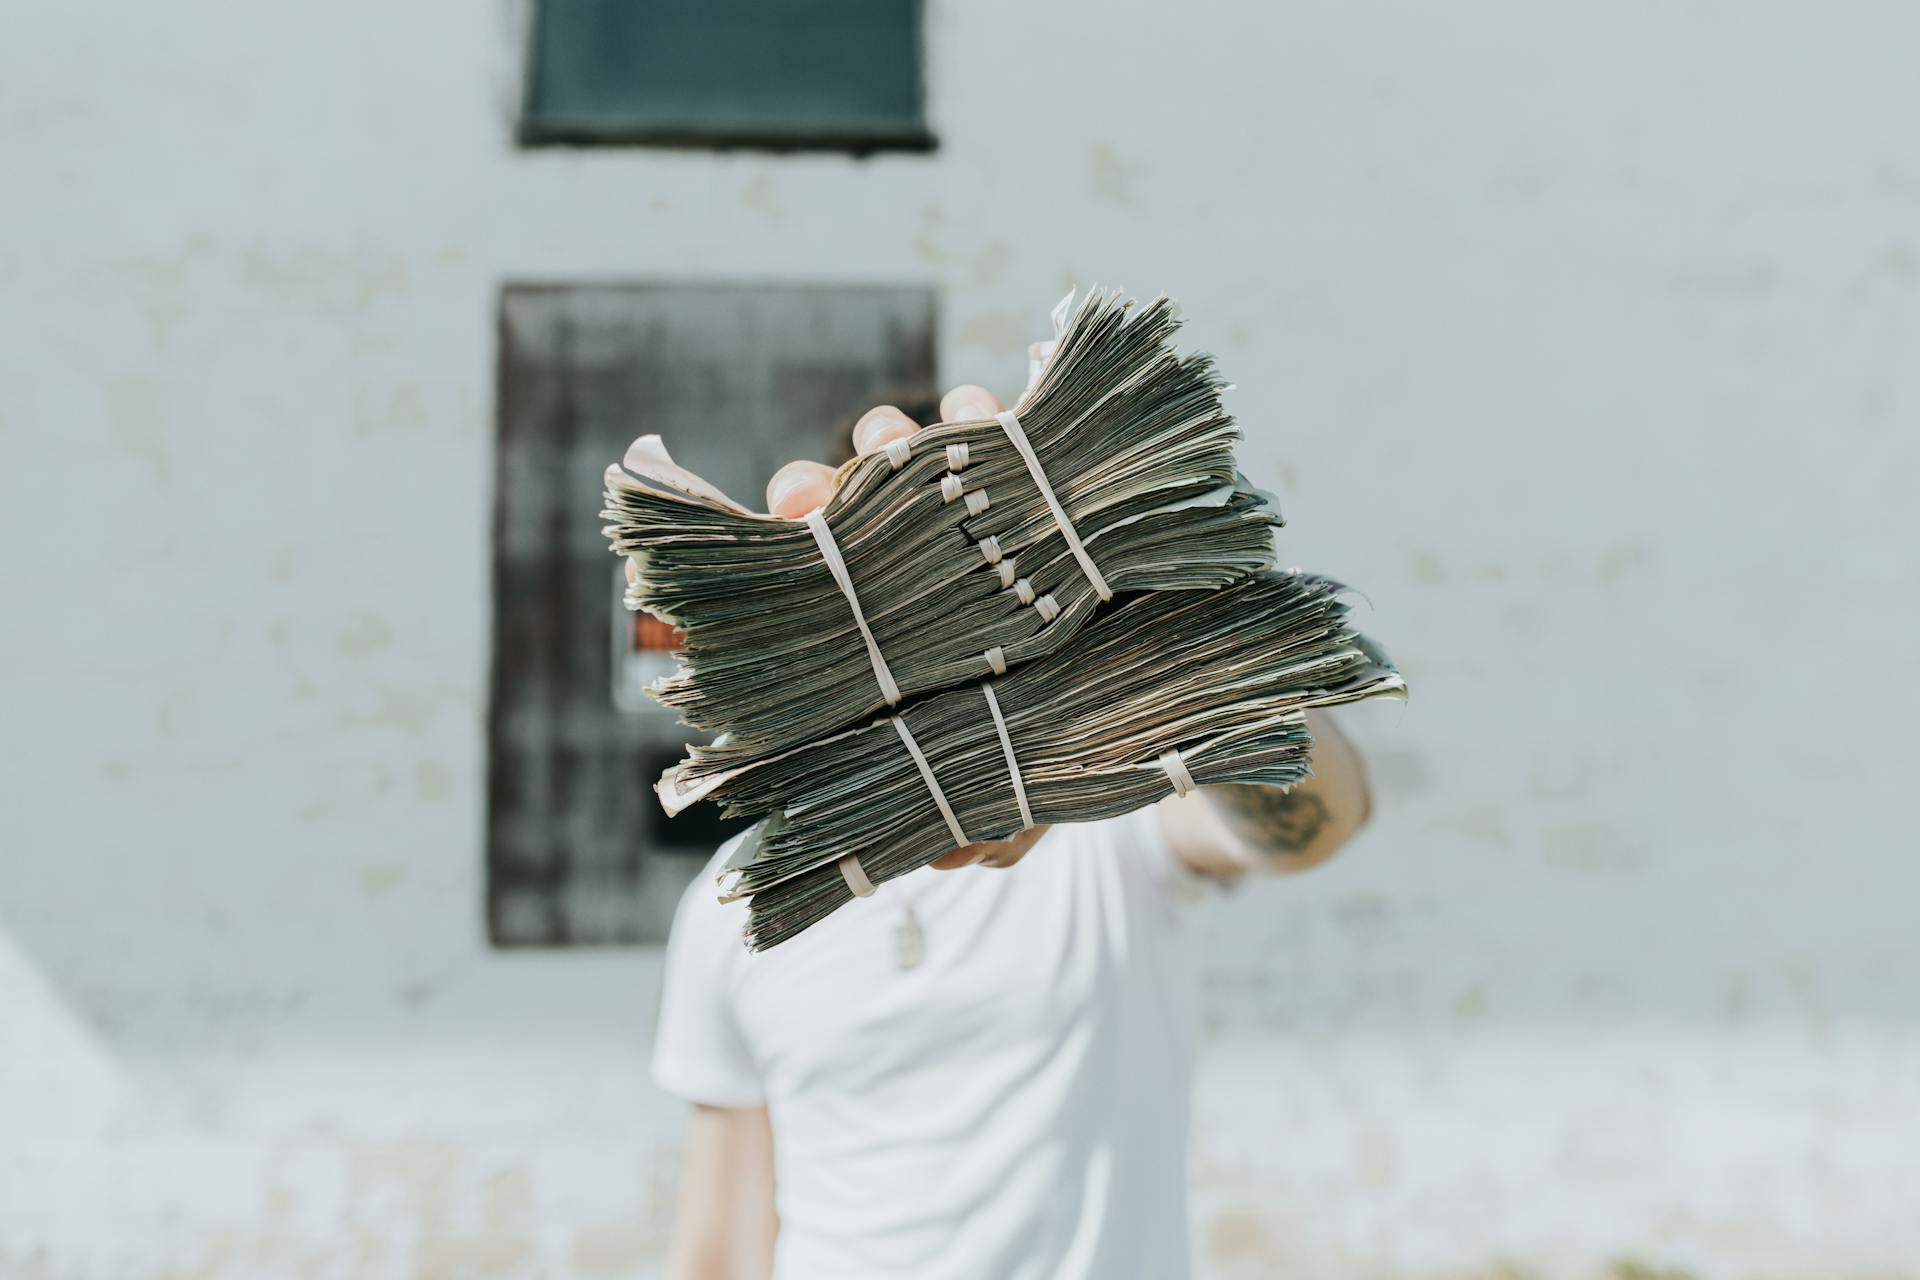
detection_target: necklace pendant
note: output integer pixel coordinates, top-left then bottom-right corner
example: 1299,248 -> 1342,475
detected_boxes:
894,906 -> 925,971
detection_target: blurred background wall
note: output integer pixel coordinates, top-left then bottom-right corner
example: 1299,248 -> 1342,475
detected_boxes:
4,1 -> 1918,1276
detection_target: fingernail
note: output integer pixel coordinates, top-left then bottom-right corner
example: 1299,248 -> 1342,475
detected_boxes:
855,415 -> 912,455
766,470 -> 808,513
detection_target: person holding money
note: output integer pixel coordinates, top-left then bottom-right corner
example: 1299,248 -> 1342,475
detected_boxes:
634,381 -> 1375,1280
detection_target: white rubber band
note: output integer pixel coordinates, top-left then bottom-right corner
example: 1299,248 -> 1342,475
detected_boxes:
804,508 -> 901,705
838,854 -> 876,898
1159,749 -> 1197,797
1014,578 -> 1035,605
1034,594 -> 1059,623
941,475 -> 963,502
984,645 -> 1007,675
946,443 -> 969,470
982,684 -> 1034,830
978,536 -> 1002,565
893,716 -> 969,848
884,437 -> 912,470
997,559 -> 1017,588
965,489 -> 990,517
994,409 -> 1113,601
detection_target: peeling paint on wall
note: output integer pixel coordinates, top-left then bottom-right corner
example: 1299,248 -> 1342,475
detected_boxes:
5,0 -> 1919,1275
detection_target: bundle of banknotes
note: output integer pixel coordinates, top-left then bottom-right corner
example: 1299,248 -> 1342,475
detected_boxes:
604,289 -> 1403,950
604,292 -> 1280,768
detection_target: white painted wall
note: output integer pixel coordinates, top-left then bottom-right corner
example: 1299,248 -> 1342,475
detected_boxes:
5,1 -> 1918,1276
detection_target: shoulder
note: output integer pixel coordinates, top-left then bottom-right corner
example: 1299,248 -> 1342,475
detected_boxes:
663,837 -> 751,985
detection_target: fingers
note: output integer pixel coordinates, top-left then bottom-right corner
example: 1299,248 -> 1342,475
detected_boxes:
757,387 -> 999,518
765,460 -> 836,518
626,558 -> 638,586
852,405 -> 920,457
979,825 -> 1050,868
940,384 -> 1001,423
928,825 -> 1051,871
929,844 -> 982,871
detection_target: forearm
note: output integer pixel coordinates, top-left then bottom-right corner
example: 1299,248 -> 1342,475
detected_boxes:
1160,711 -> 1372,876
666,1105 -> 778,1280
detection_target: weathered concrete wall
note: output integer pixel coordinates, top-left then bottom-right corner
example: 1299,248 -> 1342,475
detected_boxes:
4,1 -> 1917,1275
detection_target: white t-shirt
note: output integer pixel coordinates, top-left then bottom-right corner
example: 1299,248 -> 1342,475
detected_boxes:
652,808 -> 1217,1280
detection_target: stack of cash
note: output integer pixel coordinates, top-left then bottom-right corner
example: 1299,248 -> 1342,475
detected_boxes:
695,573 -> 1402,950
603,288 -> 1404,951
603,290 -> 1281,774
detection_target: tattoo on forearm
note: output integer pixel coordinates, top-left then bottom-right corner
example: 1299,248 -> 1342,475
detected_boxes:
1212,785 -> 1331,855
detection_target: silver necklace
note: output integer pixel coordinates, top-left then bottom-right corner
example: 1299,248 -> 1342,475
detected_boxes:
894,902 -> 926,971
887,874 -> 940,972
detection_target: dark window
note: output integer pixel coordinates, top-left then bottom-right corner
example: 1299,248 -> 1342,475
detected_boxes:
521,0 -> 933,152
488,282 -> 939,946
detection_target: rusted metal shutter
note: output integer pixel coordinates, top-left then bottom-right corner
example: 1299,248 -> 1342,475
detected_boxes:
488,282 -> 938,945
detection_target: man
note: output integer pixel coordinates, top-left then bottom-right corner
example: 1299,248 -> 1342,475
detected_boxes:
633,383 -> 1373,1280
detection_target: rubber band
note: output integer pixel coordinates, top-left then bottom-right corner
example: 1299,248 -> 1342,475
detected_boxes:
994,409 -> 1113,601
946,443 -> 970,470
984,646 -> 1006,675
1034,594 -> 1059,623
996,560 -> 1017,588
964,489 -> 990,517
884,437 -> 912,470
978,536 -> 1002,565
1014,578 -> 1035,605
982,684 -> 1033,829
804,508 -> 901,705
941,475 -> 964,502
893,716 -> 968,848
1159,749 -> 1196,797
838,854 -> 876,898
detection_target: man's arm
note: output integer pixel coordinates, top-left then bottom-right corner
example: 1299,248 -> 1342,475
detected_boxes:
1160,710 -> 1372,877
665,1104 -> 778,1280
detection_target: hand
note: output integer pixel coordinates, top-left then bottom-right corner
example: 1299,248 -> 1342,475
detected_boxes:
928,821 -> 1052,871
621,383 -> 1054,872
